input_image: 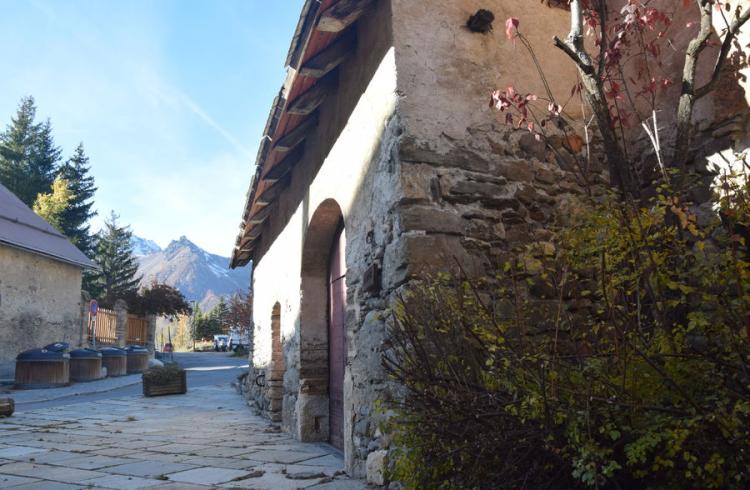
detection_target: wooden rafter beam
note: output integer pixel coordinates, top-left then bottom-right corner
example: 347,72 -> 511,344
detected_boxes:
256,174 -> 291,207
247,203 -> 275,225
273,112 -> 319,152
263,144 -> 305,182
298,30 -> 356,78
317,0 -> 374,32
287,73 -> 337,116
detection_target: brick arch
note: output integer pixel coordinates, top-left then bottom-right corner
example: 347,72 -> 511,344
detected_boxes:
297,198 -> 345,443
271,302 -> 283,372
269,302 -> 284,417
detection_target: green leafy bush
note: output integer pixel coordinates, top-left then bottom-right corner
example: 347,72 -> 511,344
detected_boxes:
384,173 -> 750,489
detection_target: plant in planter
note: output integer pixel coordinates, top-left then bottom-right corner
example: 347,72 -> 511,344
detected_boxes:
142,363 -> 187,397
0,397 -> 14,417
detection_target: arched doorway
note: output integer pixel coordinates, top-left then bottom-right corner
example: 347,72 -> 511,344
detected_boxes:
267,303 -> 284,421
298,199 -> 346,448
328,226 -> 346,449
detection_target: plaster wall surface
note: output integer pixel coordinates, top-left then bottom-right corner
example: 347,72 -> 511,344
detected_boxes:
392,0 -> 580,156
0,245 -> 84,379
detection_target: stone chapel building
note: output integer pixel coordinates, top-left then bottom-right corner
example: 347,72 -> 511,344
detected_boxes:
230,0 -> 750,479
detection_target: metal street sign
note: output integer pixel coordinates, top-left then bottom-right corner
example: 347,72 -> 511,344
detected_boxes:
90,299 -> 98,317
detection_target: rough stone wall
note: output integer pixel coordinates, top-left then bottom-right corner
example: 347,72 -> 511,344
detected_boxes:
386,0 -> 592,277
242,0 -> 750,482
0,245 -> 84,379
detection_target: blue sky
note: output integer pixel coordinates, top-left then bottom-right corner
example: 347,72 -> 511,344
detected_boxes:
0,0 -> 304,256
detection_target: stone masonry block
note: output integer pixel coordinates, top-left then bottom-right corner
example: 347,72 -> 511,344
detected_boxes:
399,205 -> 464,235
367,449 -> 389,486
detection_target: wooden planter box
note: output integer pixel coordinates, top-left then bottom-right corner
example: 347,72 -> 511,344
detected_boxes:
142,370 -> 187,397
0,398 -> 14,417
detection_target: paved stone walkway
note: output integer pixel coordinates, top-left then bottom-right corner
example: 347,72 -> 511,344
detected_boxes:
0,385 -> 367,489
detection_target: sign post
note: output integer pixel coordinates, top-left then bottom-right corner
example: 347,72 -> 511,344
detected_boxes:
89,300 -> 98,350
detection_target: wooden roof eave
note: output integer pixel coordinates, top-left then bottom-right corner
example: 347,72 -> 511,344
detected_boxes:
231,0 -> 375,268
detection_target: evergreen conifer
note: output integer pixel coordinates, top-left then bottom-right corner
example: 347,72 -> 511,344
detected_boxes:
57,143 -> 97,253
88,211 -> 141,303
0,97 -> 61,206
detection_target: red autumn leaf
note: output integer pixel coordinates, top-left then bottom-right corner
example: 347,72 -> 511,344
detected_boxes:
505,17 -> 519,41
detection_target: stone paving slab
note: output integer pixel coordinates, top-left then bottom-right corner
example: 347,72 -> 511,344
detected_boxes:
218,470 -> 322,490
0,384 -> 364,489
0,446 -> 48,459
149,443 -> 207,454
18,450 -> 89,465
0,473 -> 40,487
107,460 -> 197,478
193,446 -> 256,458
57,453 -> 139,470
81,474 -> 169,489
300,454 -> 354,467
94,447 -> 142,457
0,461 -> 108,483
8,481 -> 85,490
121,451 -> 194,464
142,483 -> 211,489
308,480 -> 370,489
245,449 -> 325,464
181,456 -> 259,470
166,466 -> 250,485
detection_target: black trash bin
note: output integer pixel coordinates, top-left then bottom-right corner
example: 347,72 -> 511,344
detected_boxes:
99,347 -> 128,377
69,349 -> 104,382
15,349 -> 70,389
43,342 -> 69,353
125,346 -> 150,374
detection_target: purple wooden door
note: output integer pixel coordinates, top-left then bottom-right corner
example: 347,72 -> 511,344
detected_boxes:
328,228 -> 346,450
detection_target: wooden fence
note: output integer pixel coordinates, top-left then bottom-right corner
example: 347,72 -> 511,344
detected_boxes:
89,308 -> 117,345
127,315 -> 148,346
87,309 -> 149,347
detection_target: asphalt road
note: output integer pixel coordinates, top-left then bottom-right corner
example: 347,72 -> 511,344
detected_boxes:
14,351 -> 249,411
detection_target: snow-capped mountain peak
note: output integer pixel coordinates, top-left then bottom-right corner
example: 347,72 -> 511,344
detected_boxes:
133,235 -> 250,310
130,236 -> 162,257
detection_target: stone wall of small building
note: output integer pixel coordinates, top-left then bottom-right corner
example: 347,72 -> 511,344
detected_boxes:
243,0 -> 750,485
0,245 -> 85,380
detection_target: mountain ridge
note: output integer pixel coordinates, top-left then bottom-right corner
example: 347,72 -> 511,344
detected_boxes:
132,235 -> 250,311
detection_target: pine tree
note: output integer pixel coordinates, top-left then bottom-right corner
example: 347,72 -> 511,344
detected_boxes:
0,97 -> 37,204
87,211 -> 141,304
32,177 -> 73,232
30,119 -> 61,199
0,97 -> 61,206
211,297 -> 231,333
57,143 -> 97,253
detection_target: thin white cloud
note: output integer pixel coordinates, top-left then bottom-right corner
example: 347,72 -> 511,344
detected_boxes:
30,0 -> 252,160
14,0 -> 256,256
